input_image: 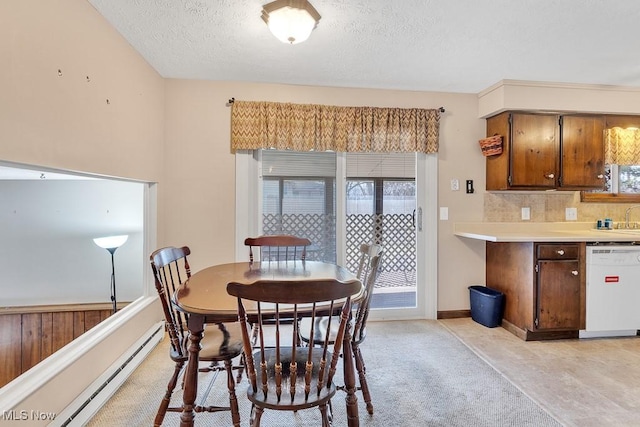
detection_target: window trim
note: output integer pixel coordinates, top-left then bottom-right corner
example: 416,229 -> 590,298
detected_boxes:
582,116 -> 640,202
580,192 -> 640,203
581,164 -> 640,203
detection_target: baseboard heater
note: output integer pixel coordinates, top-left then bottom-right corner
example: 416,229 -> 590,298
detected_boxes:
59,323 -> 164,426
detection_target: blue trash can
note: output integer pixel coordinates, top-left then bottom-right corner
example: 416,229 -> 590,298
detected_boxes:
468,285 -> 505,328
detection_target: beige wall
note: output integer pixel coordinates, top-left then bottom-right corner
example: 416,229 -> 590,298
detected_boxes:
0,0 -> 165,182
162,80 -> 487,311
0,0 -> 165,421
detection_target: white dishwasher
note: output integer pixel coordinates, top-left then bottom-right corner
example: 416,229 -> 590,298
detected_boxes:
582,244 -> 640,338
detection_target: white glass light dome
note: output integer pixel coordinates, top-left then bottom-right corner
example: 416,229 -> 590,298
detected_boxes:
262,0 -> 321,45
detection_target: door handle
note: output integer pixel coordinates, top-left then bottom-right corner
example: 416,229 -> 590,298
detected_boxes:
417,207 -> 423,232
571,270 -> 578,276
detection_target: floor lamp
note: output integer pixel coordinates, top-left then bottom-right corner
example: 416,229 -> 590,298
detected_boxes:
93,235 -> 129,313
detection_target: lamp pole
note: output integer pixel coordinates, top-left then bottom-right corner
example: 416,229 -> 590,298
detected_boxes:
93,235 -> 128,314
107,247 -> 118,313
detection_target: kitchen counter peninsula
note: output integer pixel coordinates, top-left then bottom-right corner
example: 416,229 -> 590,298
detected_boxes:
454,222 -> 640,243
454,222 -> 640,341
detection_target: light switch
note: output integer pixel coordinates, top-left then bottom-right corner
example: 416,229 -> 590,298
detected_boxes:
521,207 -> 530,221
440,207 -> 449,221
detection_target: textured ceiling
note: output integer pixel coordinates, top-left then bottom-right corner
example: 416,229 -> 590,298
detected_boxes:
85,0 -> 640,94
9,2 -> 640,179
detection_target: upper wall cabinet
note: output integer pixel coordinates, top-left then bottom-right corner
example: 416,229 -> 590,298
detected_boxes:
486,112 -> 605,191
560,115 -> 605,188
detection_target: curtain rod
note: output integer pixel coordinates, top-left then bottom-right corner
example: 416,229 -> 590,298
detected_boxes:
226,97 -> 445,113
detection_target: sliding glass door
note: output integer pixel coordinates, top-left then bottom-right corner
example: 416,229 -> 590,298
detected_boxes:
235,150 -> 437,320
345,153 -> 417,309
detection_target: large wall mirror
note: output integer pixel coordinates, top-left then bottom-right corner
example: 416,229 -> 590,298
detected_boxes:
0,161 -> 150,387
0,162 -> 146,308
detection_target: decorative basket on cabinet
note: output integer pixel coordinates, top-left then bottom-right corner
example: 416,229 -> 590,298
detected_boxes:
478,135 -> 503,156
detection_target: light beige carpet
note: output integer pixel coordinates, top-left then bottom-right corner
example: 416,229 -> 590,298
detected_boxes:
87,320 -> 561,426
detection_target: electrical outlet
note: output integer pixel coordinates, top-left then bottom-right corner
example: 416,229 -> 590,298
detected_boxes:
566,207 -> 578,221
450,179 -> 459,191
521,207 -> 530,221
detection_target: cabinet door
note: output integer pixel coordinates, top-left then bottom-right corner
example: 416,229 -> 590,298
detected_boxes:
536,260 -> 581,330
560,115 -> 605,189
486,112 -> 511,190
510,114 -> 559,188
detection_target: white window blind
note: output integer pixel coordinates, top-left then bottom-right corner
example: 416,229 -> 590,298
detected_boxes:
261,150 -> 336,177
346,152 -> 415,178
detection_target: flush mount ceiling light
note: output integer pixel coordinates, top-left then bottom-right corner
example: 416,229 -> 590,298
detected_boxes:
261,0 -> 321,45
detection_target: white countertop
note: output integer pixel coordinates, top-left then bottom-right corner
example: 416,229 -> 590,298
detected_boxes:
453,222 -> 640,243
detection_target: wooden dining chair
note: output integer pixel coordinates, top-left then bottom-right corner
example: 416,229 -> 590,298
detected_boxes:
244,235 -> 312,262
245,234 -> 313,343
150,246 -> 244,427
227,277 -> 362,426
299,243 -> 383,415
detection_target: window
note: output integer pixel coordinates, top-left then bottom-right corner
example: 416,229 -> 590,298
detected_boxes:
582,126 -> 640,202
261,150 -> 336,262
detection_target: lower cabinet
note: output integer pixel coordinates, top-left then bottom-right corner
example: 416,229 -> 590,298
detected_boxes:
486,241 -> 585,340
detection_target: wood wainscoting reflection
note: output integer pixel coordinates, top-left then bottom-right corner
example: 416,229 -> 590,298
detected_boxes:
0,303 -> 121,387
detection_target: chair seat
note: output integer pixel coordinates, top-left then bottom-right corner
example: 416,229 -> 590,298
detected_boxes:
299,316 -> 356,346
299,316 -> 344,345
247,347 -> 337,410
170,322 -> 244,362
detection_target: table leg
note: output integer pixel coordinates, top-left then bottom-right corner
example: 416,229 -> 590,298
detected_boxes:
180,314 -> 204,427
343,322 -> 359,427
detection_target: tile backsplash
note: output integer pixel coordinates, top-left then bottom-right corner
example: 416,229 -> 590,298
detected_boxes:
484,192 -> 638,224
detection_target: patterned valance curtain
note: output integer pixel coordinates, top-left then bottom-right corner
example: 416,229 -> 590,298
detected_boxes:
231,100 -> 440,153
605,127 -> 640,165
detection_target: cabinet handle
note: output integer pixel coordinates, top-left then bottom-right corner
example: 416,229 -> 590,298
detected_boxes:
597,174 -> 604,179
545,173 -> 555,179
557,249 -> 565,256
571,270 -> 578,276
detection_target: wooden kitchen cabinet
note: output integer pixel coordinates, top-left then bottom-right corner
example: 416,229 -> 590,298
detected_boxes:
535,244 -> 582,330
486,112 -> 557,190
486,241 -> 585,340
485,112 -> 605,191
560,115 -> 605,188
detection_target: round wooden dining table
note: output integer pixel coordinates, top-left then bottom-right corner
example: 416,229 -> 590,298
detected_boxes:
174,260 -> 364,427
